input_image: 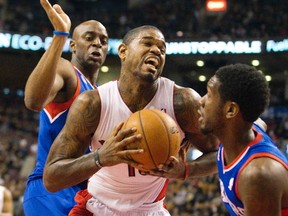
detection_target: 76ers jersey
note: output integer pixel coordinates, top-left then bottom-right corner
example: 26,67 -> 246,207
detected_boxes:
27,66 -> 95,183
217,123 -> 288,216
89,77 -> 185,212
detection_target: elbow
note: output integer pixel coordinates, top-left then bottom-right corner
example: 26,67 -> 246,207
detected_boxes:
24,97 -> 44,112
43,168 -> 61,192
43,179 -> 57,193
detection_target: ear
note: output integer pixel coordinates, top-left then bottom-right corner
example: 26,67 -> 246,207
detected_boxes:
118,43 -> 127,61
224,101 -> 239,119
70,40 -> 76,53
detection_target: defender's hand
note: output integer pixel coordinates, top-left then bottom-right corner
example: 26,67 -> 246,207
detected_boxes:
40,0 -> 71,32
144,156 -> 186,180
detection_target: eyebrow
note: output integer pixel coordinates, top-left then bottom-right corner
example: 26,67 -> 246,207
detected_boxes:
140,36 -> 166,48
83,31 -> 108,37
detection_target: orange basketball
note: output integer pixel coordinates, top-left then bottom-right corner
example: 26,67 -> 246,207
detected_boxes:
123,109 -> 181,170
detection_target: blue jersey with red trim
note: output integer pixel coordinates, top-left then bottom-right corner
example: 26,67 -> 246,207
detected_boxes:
217,123 -> 288,216
27,66 -> 95,182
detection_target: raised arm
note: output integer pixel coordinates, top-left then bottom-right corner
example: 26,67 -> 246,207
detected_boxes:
24,0 -> 72,111
43,90 -> 143,192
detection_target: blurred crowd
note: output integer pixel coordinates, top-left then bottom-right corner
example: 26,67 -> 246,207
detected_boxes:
166,175 -> 229,216
0,0 -> 288,215
0,88 -> 287,215
0,89 -> 38,215
0,0 -> 287,40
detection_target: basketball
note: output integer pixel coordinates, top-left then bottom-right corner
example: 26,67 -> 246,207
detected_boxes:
123,109 -> 181,170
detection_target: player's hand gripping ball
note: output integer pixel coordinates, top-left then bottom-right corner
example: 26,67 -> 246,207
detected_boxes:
123,109 -> 181,170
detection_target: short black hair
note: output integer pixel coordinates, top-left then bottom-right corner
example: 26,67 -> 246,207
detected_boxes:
215,63 -> 270,122
122,25 -> 164,45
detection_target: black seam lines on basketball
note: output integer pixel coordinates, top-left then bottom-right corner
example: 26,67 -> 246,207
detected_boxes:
150,110 -> 171,165
139,111 -> 157,168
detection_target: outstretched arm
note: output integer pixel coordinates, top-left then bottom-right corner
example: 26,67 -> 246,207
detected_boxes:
147,150 -> 217,180
24,0 -> 72,111
43,90 -> 144,192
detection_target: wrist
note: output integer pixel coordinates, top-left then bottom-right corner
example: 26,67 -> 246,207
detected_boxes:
93,149 -> 103,169
53,30 -> 70,37
183,163 -> 189,181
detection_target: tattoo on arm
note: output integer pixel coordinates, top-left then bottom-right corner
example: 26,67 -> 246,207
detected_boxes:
174,87 -> 201,133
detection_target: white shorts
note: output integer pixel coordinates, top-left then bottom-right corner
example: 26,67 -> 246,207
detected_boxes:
86,197 -> 171,216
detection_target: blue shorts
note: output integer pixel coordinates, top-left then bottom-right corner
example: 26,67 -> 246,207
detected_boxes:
23,178 -> 81,216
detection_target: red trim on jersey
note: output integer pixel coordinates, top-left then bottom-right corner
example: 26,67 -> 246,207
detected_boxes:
69,189 -> 92,216
235,152 -> 288,200
153,178 -> 170,203
45,72 -> 81,119
224,131 -> 263,170
128,165 -> 135,176
72,64 -> 97,89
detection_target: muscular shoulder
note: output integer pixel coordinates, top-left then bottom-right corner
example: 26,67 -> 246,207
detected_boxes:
174,85 -> 201,108
173,85 -> 201,132
52,58 -> 77,102
238,157 -> 288,201
57,58 -> 75,74
67,89 -> 101,134
71,89 -> 101,113
240,157 -> 287,181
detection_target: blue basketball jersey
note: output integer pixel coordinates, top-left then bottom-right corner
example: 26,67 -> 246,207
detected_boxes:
28,66 -> 95,181
217,123 -> 288,216
23,65 -> 95,216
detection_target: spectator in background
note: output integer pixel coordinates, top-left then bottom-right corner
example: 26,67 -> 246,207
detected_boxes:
2,0 -> 288,39
0,185 -> 13,216
22,0 -> 108,215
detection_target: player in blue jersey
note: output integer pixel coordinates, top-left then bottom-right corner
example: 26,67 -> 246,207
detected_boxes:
198,63 -> 288,216
23,0 -> 108,215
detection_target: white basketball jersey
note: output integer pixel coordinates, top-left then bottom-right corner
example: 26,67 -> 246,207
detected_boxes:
89,77 -> 185,212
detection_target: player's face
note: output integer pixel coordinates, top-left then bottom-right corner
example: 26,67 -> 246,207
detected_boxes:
198,76 -> 225,135
125,29 -> 166,82
71,21 -> 108,69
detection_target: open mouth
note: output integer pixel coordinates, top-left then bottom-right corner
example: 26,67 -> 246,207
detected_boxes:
91,51 -> 101,57
89,51 -> 102,61
144,57 -> 159,69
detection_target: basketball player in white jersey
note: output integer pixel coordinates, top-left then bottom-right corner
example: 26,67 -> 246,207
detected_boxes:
0,185 -> 13,216
44,25 -> 218,215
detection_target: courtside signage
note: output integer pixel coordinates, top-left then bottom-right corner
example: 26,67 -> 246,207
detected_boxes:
0,32 -> 287,54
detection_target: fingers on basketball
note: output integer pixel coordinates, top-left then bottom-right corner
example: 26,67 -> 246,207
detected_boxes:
123,109 -> 181,170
